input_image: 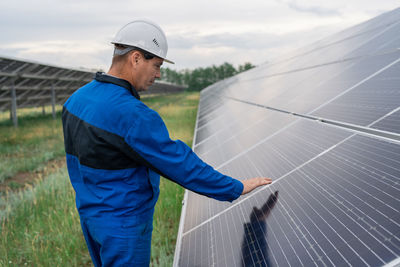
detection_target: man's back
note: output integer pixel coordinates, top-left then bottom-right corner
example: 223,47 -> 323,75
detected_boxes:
63,76 -> 160,223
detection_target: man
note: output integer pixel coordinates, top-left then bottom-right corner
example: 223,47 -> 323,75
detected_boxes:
62,19 -> 272,266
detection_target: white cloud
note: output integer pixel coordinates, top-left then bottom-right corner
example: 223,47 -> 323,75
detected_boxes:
279,0 -> 341,16
0,40 -> 112,70
0,0 -> 399,70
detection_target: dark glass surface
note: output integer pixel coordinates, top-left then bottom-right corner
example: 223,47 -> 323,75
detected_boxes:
184,120 -> 352,232
195,101 -> 262,145
195,111 -> 296,167
212,48 -> 400,119
371,109 -> 400,134
277,50 -> 400,114
311,59 -> 400,126
178,135 -> 400,266
346,21 -> 400,58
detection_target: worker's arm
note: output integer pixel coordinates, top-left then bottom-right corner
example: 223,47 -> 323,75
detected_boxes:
124,105 -> 271,202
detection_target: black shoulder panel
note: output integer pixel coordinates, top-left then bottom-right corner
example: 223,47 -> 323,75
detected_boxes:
62,107 -> 174,181
62,107 -> 140,170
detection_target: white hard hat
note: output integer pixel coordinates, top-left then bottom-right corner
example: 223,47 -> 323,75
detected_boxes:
111,19 -> 174,64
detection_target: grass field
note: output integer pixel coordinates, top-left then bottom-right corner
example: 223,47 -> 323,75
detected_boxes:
0,109 -> 65,185
0,91 -> 199,266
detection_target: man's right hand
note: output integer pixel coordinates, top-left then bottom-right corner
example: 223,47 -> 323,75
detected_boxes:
241,177 -> 272,195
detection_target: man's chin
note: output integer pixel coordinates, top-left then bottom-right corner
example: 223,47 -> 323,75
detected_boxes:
137,86 -> 148,92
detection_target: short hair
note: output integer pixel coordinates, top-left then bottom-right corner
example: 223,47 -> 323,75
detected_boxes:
111,44 -> 157,67
111,44 -> 134,66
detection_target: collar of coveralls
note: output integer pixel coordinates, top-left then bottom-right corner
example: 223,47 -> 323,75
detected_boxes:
94,71 -> 141,100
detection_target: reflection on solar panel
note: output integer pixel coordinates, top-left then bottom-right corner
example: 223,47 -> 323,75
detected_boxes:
174,7 -> 400,267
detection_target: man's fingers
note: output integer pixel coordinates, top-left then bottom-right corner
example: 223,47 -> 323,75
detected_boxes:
241,177 -> 273,195
259,177 -> 272,185
254,177 -> 272,187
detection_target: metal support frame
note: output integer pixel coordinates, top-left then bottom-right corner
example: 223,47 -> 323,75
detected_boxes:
51,82 -> 56,119
10,79 -> 18,127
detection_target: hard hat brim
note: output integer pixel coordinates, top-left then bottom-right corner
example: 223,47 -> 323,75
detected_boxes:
163,58 -> 175,64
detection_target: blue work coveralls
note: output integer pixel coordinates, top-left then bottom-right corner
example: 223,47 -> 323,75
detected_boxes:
62,72 -> 244,266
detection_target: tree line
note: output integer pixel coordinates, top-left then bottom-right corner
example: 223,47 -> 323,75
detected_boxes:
160,62 -> 255,91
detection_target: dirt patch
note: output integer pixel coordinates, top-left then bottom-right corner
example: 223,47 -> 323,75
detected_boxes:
0,158 -> 66,193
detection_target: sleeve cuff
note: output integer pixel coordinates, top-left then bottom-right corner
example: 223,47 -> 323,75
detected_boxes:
230,179 -> 244,201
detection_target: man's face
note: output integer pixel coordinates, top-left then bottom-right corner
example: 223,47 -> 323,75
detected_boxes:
135,56 -> 163,91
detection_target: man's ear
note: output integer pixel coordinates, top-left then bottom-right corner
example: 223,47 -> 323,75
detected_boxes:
130,51 -> 142,68
132,51 -> 142,64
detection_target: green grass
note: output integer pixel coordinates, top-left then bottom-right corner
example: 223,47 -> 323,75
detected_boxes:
0,105 -> 63,123
0,169 -> 92,266
0,110 -> 65,183
0,92 -> 200,266
146,92 -> 199,266
143,92 -> 199,145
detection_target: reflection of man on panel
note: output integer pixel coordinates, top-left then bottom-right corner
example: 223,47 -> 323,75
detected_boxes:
241,191 -> 279,267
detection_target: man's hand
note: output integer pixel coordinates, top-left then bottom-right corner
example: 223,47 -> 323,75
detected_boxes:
241,177 -> 272,195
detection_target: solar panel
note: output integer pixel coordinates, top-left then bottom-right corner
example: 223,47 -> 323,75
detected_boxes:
371,109 -> 400,134
178,133 -> 400,266
174,7 -> 400,267
310,56 -> 400,126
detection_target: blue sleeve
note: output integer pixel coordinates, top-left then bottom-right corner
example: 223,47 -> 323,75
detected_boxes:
124,106 -> 243,202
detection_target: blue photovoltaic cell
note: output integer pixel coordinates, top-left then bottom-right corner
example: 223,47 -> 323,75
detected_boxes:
184,119 -> 352,233
178,134 -> 400,267
195,100 -> 263,145
347,20 -> 400,58
195,111 -> 296,168
371,109 -> 400,134
225,49 -> 400,116
174,7 -> 400,267
311,58 -> 400,127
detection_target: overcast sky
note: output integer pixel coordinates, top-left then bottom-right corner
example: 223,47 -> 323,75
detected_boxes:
0,1 -> 399,71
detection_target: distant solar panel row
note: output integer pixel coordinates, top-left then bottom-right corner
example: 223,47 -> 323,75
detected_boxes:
0,56 -> 93,113
0,56 -> 187,128
174,7 -> 400,267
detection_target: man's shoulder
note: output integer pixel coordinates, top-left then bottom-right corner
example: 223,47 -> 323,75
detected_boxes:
64,80 -> 149,136
134,101 -> 163,122
69,80 -> 140,109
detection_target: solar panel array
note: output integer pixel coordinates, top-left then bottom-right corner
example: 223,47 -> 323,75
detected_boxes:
0,56 -> 186,126
0,56 -> 94,112
174,8 -> 400,267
